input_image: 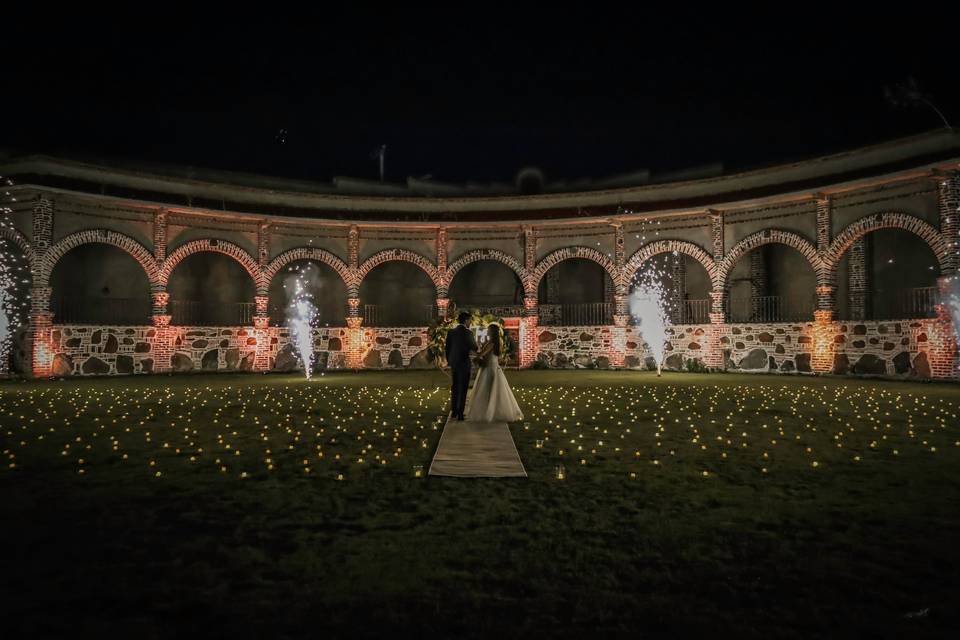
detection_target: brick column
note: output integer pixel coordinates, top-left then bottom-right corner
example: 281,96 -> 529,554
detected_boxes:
702,290 -> 726,369
610,313 -> 629,368
436,297 -> 450,321
848,237 -> 869,320
709,210 -> 724,261
345,316 -> 364,369
28,196 -> 54,378
29,287 -> 54,377
153,210 -> 168,262
811,285 -> 837,374
150,312 -> 173,373
670,253 -> 687,323
816,196 -> 831,254
927,276 -> 958,379
251,295 -> 271,371
937,173 -> 959,276
519,297 -> 539,368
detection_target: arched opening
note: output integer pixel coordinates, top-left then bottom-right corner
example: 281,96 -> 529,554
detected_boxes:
50,243 -> 152,325
628,253 -> 712,324
1,236 -> 31,373
834,229 -> 940,320
725,244 -> 816,322
448,260 -> 524,316
359,261 -> 435,326
268,259 -> 349,326
168,252 -> 256,326
537,258 -> 614,325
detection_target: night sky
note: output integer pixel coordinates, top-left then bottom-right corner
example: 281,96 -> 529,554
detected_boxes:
6,8 -> 958,186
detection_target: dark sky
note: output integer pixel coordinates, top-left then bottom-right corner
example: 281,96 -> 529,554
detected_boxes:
6,8 -> 958,185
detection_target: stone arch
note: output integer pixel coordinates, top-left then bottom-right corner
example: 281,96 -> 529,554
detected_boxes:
532,246 -> 619,294
357,249 -> 440,290
824,212 -> 948,283
717,229 -> 820,290
624,240 -> 717,284
264,247 -> 352,290
161,239 -> 262,290
446,249 -> 526,287
39,230 -> 159,288
0,224 -> 33,266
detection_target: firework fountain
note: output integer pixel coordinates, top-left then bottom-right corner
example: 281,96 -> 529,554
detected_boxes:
629,262 -> 672,376
284,264 -> 319,380
1,177 -> 30,374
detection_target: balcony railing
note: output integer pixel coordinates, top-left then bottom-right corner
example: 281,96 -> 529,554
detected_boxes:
671,298 -> 711,324
170,301 -> 256,326
450,296 -> 525,318
363,304 -> 435,327
539,302 -> 614,326
53,297 -> 150,325
269,303 -> 350,326
727,295 -> 815,323
895,286 -> 939,319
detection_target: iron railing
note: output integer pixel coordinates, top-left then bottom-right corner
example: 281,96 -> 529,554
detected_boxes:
727,295 -> 815,323
671,298 -> 711,324
539,302 -> 614,326
363,303 -> 435,327
895,286 -> 939,319
170,301 -> 256,326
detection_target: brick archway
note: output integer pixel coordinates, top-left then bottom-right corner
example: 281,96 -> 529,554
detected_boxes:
357,249 -> 441,290
532,246 -> 619,294
624,240 -> 716,284
445,249 -> 526,289
1,224 -> 33,267
824,212 -> 949,282
39,230 -> 159,288
161,239 -> 262,290
717,230 -> 821,291
264,247 -> 352,290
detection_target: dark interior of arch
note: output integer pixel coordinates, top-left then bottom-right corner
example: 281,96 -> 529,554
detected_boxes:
448,260 -> 523,312
168,252 -> 256,325
359,261 -> 435,326
629,253 -> 712,323
538,258 -> 614,325
834,229 -> 939,320
50,243 -> 151,325
267,259 -> 349,325
725,244 -> 816,323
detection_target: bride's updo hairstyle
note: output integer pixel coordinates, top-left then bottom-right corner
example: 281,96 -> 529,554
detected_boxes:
487,322 -> 502,356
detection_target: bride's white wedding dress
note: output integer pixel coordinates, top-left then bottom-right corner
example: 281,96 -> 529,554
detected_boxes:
466,353 -> 524,423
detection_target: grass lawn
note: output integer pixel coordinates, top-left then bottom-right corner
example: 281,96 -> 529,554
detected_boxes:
1,370 -> 959,639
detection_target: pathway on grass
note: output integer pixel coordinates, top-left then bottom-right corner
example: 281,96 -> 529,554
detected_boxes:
428,413 -> 527,477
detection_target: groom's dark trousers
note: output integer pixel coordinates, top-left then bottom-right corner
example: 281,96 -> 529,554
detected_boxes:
451,361 -> 471,419
445,323 -> 477,418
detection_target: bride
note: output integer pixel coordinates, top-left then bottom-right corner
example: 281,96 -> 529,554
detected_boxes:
466,323 -> 524,423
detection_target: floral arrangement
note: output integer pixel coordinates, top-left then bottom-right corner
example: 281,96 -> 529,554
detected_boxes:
427,305 -> 517,367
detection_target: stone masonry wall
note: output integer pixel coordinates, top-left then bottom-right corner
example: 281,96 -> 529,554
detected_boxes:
44,319 -> 956,380
47,324 -> 433,376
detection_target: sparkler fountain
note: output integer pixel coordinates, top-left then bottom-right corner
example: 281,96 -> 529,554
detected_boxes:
285,265 -> 319,380
629,266 -> 672,376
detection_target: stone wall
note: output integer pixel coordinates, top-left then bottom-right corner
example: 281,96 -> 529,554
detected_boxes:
533,319 -> 955,379
47,324 -> 433,376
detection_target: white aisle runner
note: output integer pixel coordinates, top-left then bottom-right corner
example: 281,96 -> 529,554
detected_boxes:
428,411 -> 527,478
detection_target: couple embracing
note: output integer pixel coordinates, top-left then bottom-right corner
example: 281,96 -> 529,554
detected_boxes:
444,312 -> 524,423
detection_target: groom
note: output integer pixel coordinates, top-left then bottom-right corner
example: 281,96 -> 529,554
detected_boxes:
445,311 -> 479,421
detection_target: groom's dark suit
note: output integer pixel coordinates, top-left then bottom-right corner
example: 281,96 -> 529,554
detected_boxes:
445,323 -> 478,420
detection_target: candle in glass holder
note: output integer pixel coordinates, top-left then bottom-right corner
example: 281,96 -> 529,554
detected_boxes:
555,464 -> 565,480
535,439 -> 543,449
413,464 -> 424,478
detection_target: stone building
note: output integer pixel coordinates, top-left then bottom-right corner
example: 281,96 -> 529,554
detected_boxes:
1,130 -> 958,379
